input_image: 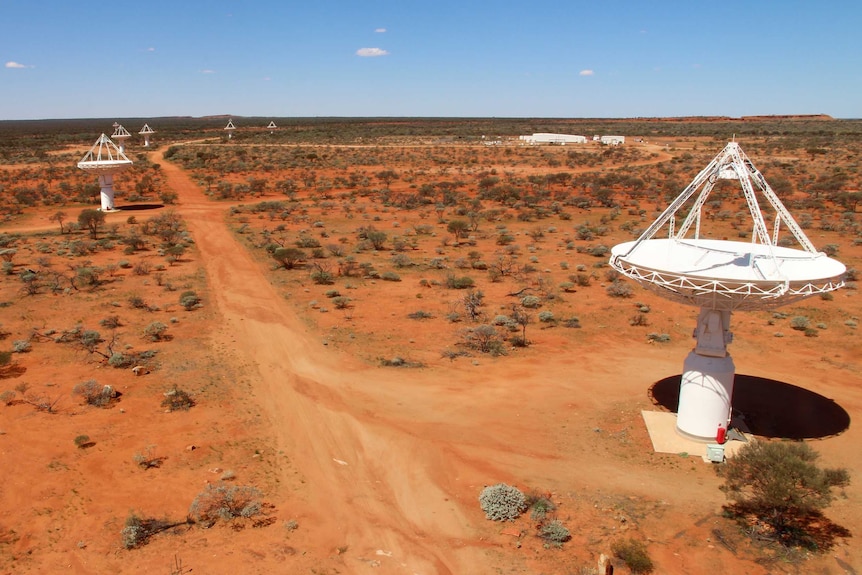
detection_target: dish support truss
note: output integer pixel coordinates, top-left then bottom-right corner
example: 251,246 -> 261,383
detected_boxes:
77,134 -> 133,211
619,141 -> 816,262
609,141 -> 844,440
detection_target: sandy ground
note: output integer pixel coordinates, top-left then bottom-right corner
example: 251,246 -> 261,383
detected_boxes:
0,141 -> 860,575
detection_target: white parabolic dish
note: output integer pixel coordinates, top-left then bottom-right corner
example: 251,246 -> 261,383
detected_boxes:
77,133 -> 133,174
611,238 -> 846,311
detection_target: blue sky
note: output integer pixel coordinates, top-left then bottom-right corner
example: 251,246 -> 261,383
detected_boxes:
1,1 -> 860,120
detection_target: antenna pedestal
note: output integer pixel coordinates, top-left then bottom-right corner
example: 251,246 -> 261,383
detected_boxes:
98,173 -> 118,211
677,308 -> 735,440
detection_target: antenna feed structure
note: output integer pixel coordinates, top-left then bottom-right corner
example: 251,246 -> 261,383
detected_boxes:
610,142 -> 845,441
76,133 -> 134,211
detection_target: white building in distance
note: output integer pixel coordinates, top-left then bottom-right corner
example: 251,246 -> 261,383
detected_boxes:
519,133 -> 587,145
601,135 -> 625,146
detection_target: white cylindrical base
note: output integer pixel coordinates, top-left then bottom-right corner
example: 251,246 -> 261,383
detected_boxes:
98,173 -> 116,211
677,351 -> 735,440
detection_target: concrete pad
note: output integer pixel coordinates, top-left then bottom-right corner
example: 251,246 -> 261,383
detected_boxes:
641,410 -> 752,462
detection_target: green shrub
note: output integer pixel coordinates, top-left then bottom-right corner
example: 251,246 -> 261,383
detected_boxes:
611,538 -> 654,573
717,441 -> 850,549
179,290 -> 201,310
381,271 -> 401,282
310,269 -> 335,285
539,520 -> 570,545
143,322 -> 168,341
573,273 -> 591,287
606,280 -> 633,298
528,495 -> 556,521
538,311 -> 555,323
445,274 -> 475,289
479,484 -> 527,521
408,310 -> 434,320
521,295 -> 541,308
790,316 -> 810,330
73,380 -> 116,407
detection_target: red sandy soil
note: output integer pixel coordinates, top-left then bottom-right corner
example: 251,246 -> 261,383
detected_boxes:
0,142 -> 860,575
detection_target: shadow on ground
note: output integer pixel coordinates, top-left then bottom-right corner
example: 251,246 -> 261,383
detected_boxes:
649,374 -> 850,440
115,204 -> 165,212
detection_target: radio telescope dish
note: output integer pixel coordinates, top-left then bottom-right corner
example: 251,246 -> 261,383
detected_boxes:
139,123 -> 155,147
610,142 -> 846,440
267,120 -> 277,134
224,118 -> 236,139
111,124 -> 132,153
77,133 -> 133,211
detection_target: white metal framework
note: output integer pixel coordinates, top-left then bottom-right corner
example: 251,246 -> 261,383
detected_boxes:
111,124 -> 132,153
609,142 -> 846,440
225,119 -> 236,139
77,134 -> 133,211
139,123 -> 155,146
610,142 -> 845,310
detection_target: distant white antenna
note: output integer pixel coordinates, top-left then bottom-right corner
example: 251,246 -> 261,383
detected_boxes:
225,119 -> 236,139
77,134 -> 134,211
267,120 -> 277,135
610,141 -> 845,441
111,124 -> 132,153
138,123 -> 155,147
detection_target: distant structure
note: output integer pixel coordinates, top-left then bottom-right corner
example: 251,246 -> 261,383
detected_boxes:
77,134 -> 134,211
600,135 -> 625,146
610,142 -> 845,441
519,133 -> 586,145
111,123 -> 132,153
224,119 -> 236,139
139,123 -> 155,147
267,120 -> 277,134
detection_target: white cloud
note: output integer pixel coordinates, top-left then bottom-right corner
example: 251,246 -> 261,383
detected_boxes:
375,28 -> 386,33
579,69 -> 594,76
5,61 -> 30,69
356,47 -> 389,57
201,69 -> 216,74
147,47 -> 156,52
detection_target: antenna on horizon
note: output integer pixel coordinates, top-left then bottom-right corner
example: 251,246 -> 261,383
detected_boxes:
139,123 -> 155,147
111,124 -> 132,154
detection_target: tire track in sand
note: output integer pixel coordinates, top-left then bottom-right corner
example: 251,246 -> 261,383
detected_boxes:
154,148 -> 490,574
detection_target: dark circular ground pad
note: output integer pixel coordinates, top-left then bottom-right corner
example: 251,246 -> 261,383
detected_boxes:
649,374 -> 850,440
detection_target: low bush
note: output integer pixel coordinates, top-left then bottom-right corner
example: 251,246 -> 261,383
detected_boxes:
445,274 -> 475,289
179,290 -> 201,310
161,386 -> 194,411
606,280 -> 633,298
479,483 -> 527,521
539,520 -> 570,545
73,379 -> 117,407
189,483 -> 264,528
